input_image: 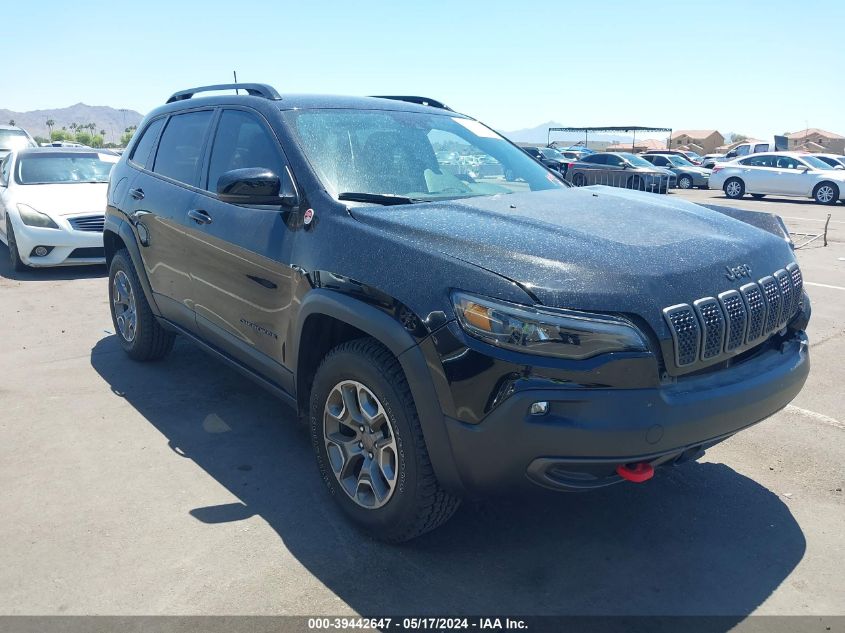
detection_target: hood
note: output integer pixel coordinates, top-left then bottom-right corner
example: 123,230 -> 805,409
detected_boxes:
349,187 -> 796,337
11,183 -> 108,216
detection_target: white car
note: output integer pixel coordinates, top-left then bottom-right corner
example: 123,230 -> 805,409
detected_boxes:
709,152 -> 845,205
0,148 -> 118,270
813,153 -> 845,169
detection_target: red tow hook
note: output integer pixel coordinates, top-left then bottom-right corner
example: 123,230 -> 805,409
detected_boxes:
616,462 -> 654,483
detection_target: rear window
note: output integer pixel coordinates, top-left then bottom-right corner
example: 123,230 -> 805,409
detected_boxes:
15,153 -> 118,184
152,111 -> 214,186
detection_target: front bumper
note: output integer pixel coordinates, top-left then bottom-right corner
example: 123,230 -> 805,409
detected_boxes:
10,215 -> 104,267
441,332 -> 809,492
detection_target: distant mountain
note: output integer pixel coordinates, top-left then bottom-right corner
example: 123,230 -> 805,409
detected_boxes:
501,120 -> 637,145
0,103 -> 144,143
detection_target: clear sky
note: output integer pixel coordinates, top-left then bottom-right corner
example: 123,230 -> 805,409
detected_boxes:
4,0 -> 843,139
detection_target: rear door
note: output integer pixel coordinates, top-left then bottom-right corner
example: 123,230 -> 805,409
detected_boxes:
185,107 -> 298,391
737,154 -> 776,193
126,110 -> 214,327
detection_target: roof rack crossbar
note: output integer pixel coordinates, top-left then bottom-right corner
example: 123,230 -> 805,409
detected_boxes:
166,83 -> 282,104
370,95 -> 453,111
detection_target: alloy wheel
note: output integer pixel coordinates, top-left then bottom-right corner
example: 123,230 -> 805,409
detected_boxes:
323,380 -> 398,509
817,185 -> 835,203
679,176 -> 693,189
112,270 -> 138,342
726,181 -> 742,197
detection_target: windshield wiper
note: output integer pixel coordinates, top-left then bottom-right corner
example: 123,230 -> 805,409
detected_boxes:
338,192 -> 424,206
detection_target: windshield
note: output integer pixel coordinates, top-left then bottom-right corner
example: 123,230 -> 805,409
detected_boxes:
617,153 -> 655,168
16,153 -> 118,184
684,152 -> 703,160
283,109 -> 565,202
0,129 -> 36,151
667,155 -> 694,167
540,148 -> 563,160
802,155 -> 837,170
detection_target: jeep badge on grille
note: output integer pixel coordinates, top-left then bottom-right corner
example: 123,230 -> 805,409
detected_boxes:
725,264 -> 752,281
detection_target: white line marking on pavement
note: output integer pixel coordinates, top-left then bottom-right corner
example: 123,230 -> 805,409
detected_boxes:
783,215 -> 845,225
785,405 -> 845,430
805,282 -> 845,291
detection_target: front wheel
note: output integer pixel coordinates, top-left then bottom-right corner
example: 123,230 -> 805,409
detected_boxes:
310,338 -> 460,542
724,178 -> 745,199
108,249 -> 175,361
813,182 -> 839,205
6,220 -> 28,272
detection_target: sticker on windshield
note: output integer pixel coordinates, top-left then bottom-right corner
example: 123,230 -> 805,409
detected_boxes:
452,118 -> 500,139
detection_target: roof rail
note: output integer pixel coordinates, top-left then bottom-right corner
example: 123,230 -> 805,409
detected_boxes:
370,95 -> 453,111
166,83 -> 282,104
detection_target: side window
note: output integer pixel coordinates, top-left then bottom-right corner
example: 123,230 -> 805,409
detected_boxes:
741,155 -> 774,167
735,144 -> 751,156
207,109 -> 286,193
653,156 -> 668,166
584,154 -> 606,165
0,155 -> 9,186
754,143 -> 769,153
152,110 -> 214,186
129,118 -> 165,169
774,155 -> 801,169
605,155 -> 623,166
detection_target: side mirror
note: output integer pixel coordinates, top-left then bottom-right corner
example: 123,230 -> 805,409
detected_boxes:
726,151 -> 737,159
835,165 -> 845,170
217,167 -> 298,206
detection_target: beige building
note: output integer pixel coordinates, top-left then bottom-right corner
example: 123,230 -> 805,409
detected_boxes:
669,130 -> 725,154
785,128 -> 845,154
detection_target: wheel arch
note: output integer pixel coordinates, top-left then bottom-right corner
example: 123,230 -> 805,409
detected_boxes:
293,289 -> 464,494
103,214 -> 162,317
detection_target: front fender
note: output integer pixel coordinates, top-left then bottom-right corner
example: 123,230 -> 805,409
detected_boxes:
292,289 -> 465,494
104,213 -> 162,316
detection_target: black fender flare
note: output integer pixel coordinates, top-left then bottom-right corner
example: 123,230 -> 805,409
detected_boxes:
104,214 -> 163,317
292,289 -> 465,494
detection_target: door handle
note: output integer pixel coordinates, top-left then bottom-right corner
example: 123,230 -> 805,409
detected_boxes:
187,209 -> 213,225
129,187 -> 145,200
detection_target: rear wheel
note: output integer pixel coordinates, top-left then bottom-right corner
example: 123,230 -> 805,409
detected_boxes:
572,173 -> 585,187
6,220 -> 28,272
678,175 -> 694,189
627,176 -> 645,191
310,338 -> 460,542
724,178 -> 745,199
108,249 -> 175,361
813,182 -> 839,205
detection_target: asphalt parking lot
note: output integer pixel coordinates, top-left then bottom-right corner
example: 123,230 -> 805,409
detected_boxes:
0,190 -> 842,621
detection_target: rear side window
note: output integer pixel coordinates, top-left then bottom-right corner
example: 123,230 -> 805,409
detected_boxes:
583,154 -> 606,164
129,118 -> 165,169
740,155 -> 774,167
152,110 -> 214,186
206,110 -> 286,193
754,143 -> 770,153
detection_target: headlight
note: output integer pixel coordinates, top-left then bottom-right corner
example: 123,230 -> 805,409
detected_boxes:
451,292 -> 648,360
17,204 -> 59,229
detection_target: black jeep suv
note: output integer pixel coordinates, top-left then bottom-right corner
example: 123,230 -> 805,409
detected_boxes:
104,83 -> 810,542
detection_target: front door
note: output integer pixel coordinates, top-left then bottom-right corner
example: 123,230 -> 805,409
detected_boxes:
185,108 -> 297,391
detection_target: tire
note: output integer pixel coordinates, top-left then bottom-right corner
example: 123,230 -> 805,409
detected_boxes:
813,181 -> 839,205
678,175 -> 694,190
750,193 -> 766,199
724,178 -> 745,199
108,248 -> 175,361
310,337 -> 460,542
6,220 -> 28,272
572,173 -> 585,187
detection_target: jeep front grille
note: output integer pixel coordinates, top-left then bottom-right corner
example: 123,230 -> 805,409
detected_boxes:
663,264 -> 803,368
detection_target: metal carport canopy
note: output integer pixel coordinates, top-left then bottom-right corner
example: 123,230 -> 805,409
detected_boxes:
548,126 -> 673,147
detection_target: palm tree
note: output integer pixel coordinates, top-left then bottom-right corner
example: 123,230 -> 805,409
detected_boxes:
46,119 -> 55,136
7,120 -> 14,126
100,129 -> 107,140
70,123 -> 78,132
